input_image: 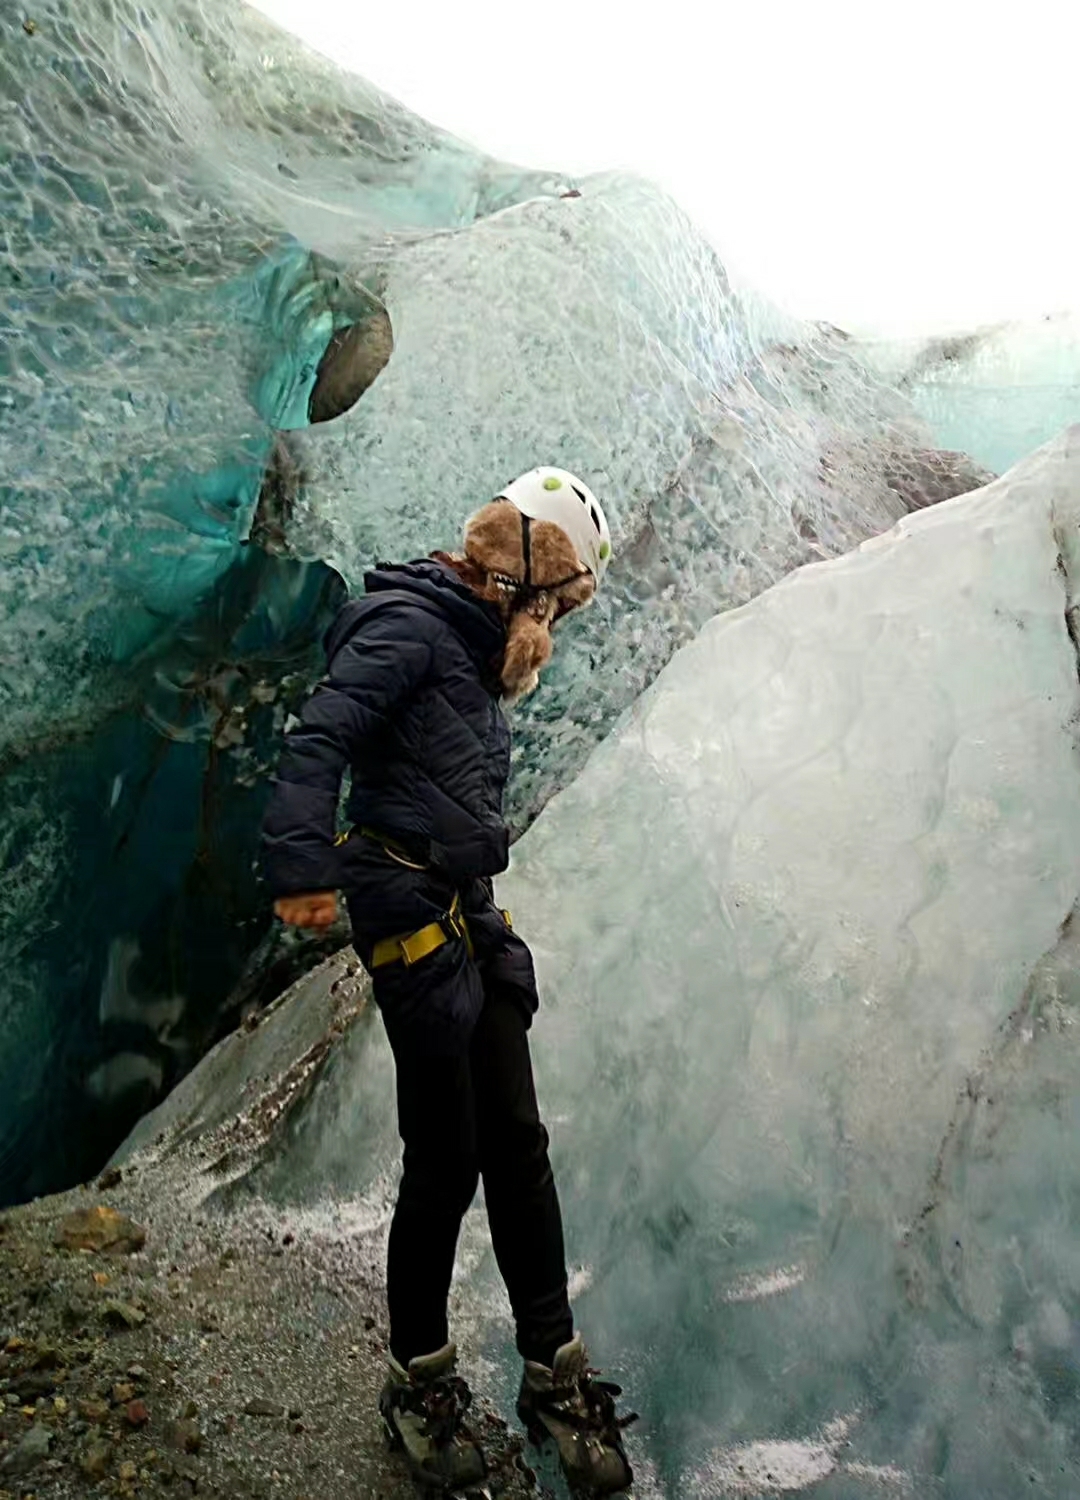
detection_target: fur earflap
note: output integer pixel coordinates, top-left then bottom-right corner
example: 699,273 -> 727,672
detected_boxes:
501,606 -> 556,701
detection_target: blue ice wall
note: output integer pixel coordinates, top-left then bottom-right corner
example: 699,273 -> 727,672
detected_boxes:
0,0 -> 993,1204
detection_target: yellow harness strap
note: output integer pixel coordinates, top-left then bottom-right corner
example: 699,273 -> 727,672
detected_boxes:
339,828 -> 511,970
370,891 -> 474,969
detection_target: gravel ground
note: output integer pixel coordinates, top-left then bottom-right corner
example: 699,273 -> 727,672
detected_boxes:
0,1173 -> 539,1500
0,951 -> 544,1500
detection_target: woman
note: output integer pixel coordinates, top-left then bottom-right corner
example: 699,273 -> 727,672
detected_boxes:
262,469 -> 634,1495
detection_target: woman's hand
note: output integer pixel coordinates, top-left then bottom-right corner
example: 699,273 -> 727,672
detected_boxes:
274,891 -> 339,929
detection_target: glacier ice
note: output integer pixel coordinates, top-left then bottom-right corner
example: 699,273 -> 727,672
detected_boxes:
173,429 -> 1080,1496
500,427 -> 1080,1496
0,0 -> 996,1200
861,311 -> 1080,475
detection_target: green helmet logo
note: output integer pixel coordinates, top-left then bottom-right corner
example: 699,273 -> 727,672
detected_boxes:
542,476 -> 562,491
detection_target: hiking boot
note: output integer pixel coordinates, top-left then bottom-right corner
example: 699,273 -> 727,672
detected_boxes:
517,1333 -> 636,1495
379,1342 -> 487,1492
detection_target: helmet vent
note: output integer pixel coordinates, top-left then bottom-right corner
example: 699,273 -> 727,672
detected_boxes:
571,486 -> 588,505
589,504 -> 601,532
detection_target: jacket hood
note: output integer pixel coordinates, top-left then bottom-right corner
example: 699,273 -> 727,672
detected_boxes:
324,558 -> 506,664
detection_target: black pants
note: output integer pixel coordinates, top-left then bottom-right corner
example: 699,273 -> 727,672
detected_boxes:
346,848 -> 573,1370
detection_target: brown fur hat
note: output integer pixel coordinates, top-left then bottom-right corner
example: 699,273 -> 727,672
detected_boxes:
438,500 -> 596,701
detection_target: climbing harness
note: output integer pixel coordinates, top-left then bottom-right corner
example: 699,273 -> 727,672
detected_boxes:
337,827 -> 511,969
371,889 -> 475,969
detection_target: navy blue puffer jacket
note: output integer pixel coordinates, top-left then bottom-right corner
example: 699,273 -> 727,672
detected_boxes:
261,559 -> 511,896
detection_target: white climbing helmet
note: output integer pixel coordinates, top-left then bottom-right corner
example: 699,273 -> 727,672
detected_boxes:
497,467 -> 612,585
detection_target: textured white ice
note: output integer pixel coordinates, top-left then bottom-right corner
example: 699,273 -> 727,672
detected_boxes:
123,428 -> 1080,1494
861,311 -> 1080,475
486,427 -> 1080,1494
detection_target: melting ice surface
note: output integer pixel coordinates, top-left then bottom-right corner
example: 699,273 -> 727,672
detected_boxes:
0,0 -> 996,1198
861,312 -> 1080,475
237,431 -> 1080,1496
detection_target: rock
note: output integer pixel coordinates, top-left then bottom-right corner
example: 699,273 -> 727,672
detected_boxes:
307,309 -> 394,425
30,1342 -> 62,1369
11,1370 -> 59,1401
61,1297 -> 92,1327
79,1439 -> 113,1480
112,1381 -> 136,1404
96,1167 -> 123,1191
77,1398 -> 111,1424
2,1422 -> 52,1475
126,1363 -> 148,1380
242,1397 -> 284,1418
180,1400 -> 199,1420
102,1300 -> 146,1330
125,1399 -> 149,1427
164,1417 -> 202,1454
118,1458 -> 138,1481
55,1206 -> 146,1256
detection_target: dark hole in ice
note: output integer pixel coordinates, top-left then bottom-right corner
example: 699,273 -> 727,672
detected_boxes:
307,306 -> 394,424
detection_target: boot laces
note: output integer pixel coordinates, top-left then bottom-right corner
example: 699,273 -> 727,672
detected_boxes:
393,1372 -> 475,1447
540,1366 -> 638,1448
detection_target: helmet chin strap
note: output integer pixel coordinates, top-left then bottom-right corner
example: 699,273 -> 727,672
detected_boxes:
517,510 -> 591,594
487,510 -> 591,604
521,510 -> 532,589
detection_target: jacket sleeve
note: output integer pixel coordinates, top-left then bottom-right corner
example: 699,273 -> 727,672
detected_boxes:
261,604 -> 435,896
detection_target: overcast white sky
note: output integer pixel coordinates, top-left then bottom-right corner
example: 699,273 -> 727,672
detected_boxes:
251,0 -> 1077,337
